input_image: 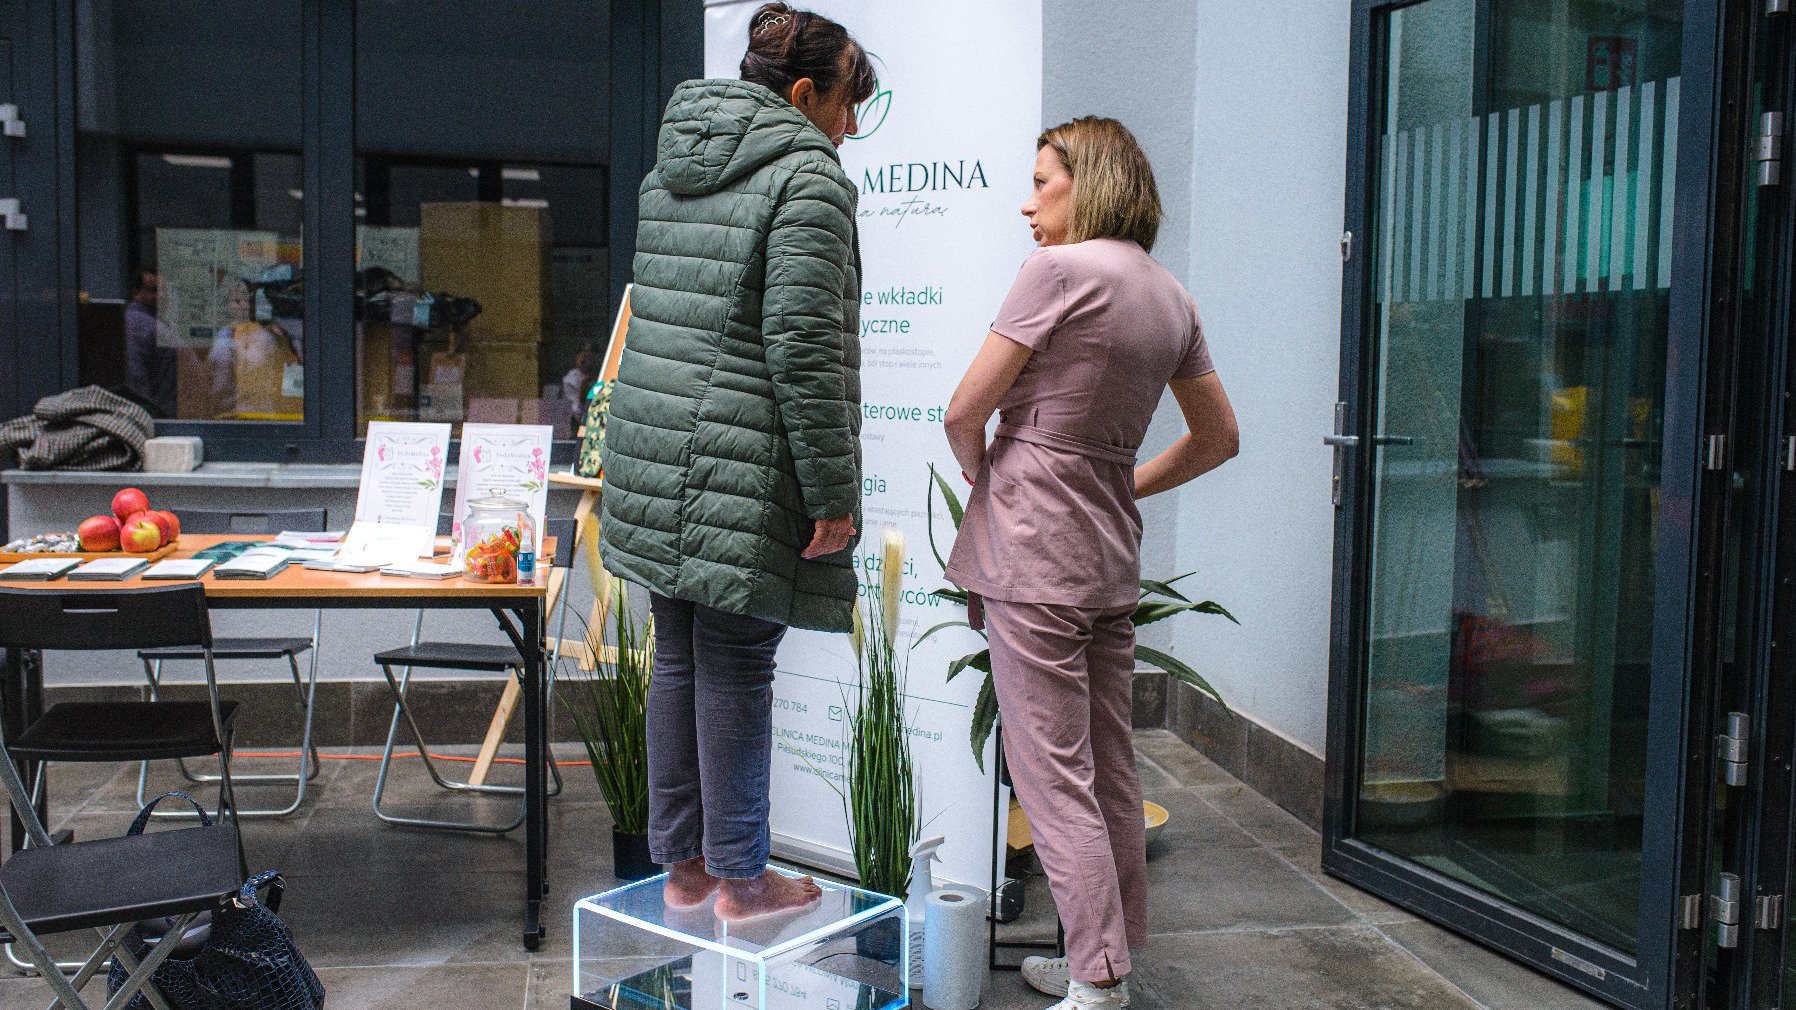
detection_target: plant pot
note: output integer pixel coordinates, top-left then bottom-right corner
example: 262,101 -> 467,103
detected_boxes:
611,829 -> 657,881
853,914 -> 905,967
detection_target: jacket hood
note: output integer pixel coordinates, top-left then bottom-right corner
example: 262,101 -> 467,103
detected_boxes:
655,79 -> 841,197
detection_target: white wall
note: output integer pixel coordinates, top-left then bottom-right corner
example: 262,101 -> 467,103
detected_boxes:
1038,1 -> 1347,755
1167,2 -> 1350,754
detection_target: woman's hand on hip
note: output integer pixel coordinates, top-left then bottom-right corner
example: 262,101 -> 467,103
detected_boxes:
803,514 -> 858,559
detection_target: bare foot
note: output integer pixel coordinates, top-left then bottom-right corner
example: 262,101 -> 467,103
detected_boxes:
663,857 -> 721,908
714,870 -> 823,922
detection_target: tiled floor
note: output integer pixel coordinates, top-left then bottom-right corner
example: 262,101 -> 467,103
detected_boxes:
0,731 -> 1606,1010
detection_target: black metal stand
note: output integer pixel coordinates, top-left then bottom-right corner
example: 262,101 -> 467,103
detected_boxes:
989,722 -> 1065,971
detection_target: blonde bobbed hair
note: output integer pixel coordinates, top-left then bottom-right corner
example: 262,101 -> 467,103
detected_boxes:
1037,116 -> 1163,251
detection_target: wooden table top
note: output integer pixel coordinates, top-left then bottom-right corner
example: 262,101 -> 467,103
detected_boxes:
0,533 -> 554,600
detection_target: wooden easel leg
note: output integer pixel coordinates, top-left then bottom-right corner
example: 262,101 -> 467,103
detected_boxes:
469,485 -> 603,786
469,676 -> 523,785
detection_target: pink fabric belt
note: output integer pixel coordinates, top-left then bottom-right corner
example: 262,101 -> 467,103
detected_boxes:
994,421 -> 1137,466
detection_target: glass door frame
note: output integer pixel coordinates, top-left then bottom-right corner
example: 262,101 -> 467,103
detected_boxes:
1321,1 -> 1735,1007
1725,2 -> 1796,1005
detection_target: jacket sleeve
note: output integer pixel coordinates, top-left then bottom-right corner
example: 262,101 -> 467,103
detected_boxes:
762,163 -> 858,520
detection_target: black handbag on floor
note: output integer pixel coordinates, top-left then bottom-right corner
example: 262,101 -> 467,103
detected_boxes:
106,793 -> 326,1010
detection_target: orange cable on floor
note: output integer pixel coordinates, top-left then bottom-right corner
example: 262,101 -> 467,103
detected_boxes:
230,750 -> 588,767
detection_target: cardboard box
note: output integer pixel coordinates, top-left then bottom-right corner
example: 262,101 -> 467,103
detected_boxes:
419,203 -> 551,342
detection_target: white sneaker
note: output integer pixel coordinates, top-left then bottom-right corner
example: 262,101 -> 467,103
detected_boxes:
1021,955 -> 1070,997
1047,979 -> 1129,1010
1024,958 -> 1131,1008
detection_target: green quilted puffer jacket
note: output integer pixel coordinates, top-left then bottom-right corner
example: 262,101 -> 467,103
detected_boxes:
600,78 -> 863,633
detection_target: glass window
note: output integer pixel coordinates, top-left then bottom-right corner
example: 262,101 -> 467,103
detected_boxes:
74,2 -> 306,423
353,1 -> 610,438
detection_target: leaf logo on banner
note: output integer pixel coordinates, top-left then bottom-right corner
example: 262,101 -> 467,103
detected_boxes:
851,88 -> 893,141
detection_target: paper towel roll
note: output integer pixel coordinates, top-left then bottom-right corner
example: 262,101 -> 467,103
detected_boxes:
922,887 -> 984,1010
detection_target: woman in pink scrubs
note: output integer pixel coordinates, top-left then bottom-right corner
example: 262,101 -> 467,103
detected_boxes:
944,117 -> 1239,1010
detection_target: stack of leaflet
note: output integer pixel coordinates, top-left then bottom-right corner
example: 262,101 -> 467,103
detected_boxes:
213,548 -> 292,580
266,530 -> 344,564
69,557 -> 149,581
0,557 -> 82,580
142,558 -> 217,580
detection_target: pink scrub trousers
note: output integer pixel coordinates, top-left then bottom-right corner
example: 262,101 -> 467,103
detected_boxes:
984,596 -> 1146,982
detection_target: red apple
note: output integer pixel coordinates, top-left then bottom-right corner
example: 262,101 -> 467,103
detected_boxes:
155,510 -> 181,539
120,517 -> 162,553
76,514 -> 120,552
111,487 -> 150,525
129,510 -> 175,546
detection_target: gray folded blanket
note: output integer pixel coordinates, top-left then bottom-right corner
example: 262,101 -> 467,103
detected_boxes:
0,386 -> 154,471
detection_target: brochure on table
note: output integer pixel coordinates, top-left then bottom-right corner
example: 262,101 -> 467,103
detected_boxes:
450,423 -> 553,562
341,421 -> 451,566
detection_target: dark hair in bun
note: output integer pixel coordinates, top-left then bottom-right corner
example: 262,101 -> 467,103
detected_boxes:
740,3 -> 877,106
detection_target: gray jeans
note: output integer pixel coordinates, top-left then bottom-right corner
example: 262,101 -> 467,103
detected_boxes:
646,592 -> 787,878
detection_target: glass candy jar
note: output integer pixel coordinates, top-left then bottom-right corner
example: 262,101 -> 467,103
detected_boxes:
462,492 -> 527,583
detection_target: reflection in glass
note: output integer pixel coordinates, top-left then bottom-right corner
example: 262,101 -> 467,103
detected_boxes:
353,2 -> 610,438
1353,0 -> 1682,955
74,3 -> 305,422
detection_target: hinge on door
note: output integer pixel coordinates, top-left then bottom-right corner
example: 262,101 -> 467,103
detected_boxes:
1755,894 -> 1785,930
1719,712 -> 1751,786
1758,111 -> 1785,187
1714,873 -> 1744,948
1706,434 -> 1728,472
1679,894 -> 1705,929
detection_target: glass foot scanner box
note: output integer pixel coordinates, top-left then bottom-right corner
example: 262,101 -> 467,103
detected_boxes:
573,869 -> 908,1010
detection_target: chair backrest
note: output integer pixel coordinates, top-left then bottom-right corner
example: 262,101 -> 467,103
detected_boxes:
175,507 -> 327,535
545,518 -> 576,570
0,584 -> 212,651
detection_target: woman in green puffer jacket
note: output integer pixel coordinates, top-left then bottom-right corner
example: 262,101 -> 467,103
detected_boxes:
599,3 -> 874,921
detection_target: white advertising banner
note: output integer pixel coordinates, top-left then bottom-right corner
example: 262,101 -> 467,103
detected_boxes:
704,0 -> 1043,893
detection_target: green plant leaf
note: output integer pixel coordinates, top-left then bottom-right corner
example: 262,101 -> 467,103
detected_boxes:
1133,599 -> 1241,627
971,673 -> 998,773
931,588 -> 971,607
926,464 -> 965,571
1139,575 -> 1193,602
946,648 -> 991,682
931,465 -> 965,529
913,619 -> 972,648
1135,644 -> 1231,716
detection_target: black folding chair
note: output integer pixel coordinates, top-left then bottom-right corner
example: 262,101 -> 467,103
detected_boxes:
0,584 -> 245,986
0,759 -> 241,1010
370,517 -> 574,833
135,508 -> 327,819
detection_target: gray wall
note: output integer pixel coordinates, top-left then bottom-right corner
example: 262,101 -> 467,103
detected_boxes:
1042,0 -> 1350,755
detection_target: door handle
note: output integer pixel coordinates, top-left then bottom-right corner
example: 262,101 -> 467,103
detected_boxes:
0,198 -> 26,232
1322,434 -> 1414,448
0,104 -> 23,138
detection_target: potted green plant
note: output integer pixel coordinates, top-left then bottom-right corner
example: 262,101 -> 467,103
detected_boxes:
845,527 -> 920,899
843,527 -> 920,961
917,465 -> 1238,769
561,578 -> 657,880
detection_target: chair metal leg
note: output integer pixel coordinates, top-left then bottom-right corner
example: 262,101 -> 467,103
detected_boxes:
3,937 -> 82,973
142,616 -> 324,818
135,658 -> 172,810
372,658 -> 527,833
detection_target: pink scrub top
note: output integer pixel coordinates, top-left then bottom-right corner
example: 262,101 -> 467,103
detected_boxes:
945,238 -> 1215,610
